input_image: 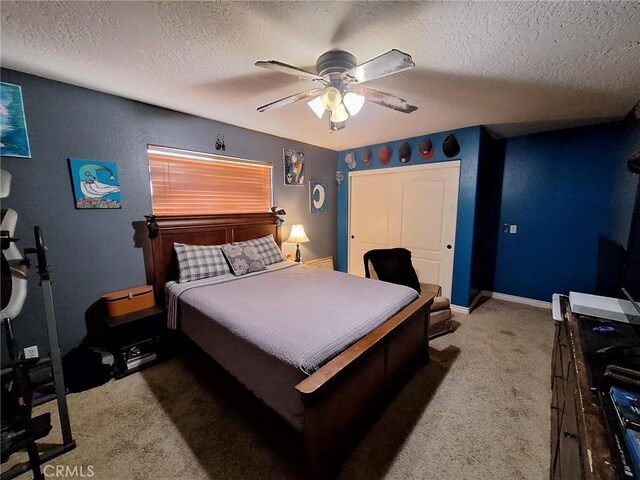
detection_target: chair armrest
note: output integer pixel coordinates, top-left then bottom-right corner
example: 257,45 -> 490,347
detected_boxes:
431,296 -> 450,312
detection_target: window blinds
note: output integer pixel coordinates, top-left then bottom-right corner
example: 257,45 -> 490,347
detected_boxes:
147,146 -> 272,215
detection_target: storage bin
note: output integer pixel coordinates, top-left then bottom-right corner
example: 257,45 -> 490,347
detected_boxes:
102,285 -> 155,317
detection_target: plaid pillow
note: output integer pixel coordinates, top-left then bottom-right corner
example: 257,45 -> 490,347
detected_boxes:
221,243 -> 266,277
174,243 -> 230,283
240,234 -> 284,266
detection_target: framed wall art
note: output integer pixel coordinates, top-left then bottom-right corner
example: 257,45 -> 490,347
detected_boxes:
0,82 -> 31,158
310,181 -> 328,213
283,149 -> 304,185
68,158 -> 122,209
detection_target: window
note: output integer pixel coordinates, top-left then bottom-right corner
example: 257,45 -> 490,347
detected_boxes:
147,145 -> 272,216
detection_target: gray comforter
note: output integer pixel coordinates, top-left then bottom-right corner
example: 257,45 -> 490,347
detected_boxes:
167,262 -> 418,374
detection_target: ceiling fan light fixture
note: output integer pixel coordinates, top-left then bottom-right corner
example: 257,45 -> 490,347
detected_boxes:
308,96 -> 325,119
330,103 -> 349,123
320,86 -> 342,111
343,92 -> 365,116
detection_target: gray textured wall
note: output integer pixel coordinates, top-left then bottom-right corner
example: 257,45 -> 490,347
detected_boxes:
1,69 -> 338,355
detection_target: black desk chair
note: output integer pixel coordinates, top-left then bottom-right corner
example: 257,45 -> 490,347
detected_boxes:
363,248 -> 421,292
363,248 -> 453,338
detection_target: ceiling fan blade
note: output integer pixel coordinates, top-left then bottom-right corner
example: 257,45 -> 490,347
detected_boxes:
255,60 -> 326,83
257,88 -> 323,113
351,86 -> 419,114
341,49 -> 415,84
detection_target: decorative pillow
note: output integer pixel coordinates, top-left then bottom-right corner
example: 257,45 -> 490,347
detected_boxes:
240,234 -> 285,265
221,243 -> 266,277
174,243 -> 230,283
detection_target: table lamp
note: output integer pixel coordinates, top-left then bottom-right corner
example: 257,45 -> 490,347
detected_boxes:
286,224 -> 310,263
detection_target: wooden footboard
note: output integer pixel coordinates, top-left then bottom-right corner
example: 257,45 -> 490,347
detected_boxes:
141,213 -> 434,478
297,294 -> 433,479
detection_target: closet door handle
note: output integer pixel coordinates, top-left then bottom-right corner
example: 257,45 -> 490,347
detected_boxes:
351,235 -> 355,239
446,244 -> 452,249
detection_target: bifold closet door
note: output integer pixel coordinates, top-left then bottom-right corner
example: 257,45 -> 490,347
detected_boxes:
348,162 -> 460,299
398,165 -> 459,299
348,173 -> 402,276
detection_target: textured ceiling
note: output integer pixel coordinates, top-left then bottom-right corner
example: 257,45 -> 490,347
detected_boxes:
1,1 -> 639,150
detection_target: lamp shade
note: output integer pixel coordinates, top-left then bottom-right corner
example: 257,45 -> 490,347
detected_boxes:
343,92 -> 365,116
307,97 -> 325,119
286,224 -> 310,244
320,87 -> 342,111
330,103 -> 349,123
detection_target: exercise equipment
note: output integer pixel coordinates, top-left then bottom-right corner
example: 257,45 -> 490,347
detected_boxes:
1,169 -> 75,479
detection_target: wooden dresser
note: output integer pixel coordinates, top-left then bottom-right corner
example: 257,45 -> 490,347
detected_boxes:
551,296 -> 619,479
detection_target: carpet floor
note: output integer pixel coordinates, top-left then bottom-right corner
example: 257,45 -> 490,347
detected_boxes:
9,298 -> 554,480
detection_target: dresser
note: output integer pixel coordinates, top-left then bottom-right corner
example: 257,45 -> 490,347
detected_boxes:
550,296 -> 621,479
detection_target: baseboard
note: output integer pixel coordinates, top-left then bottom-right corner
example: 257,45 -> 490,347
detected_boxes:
481,290 -> 551,309
450,291 -> 483,315
468,291 -> 484,312
451,304 -> 470,315
450,291 -> 549,315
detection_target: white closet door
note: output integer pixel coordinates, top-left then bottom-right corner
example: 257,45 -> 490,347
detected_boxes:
348,162 -> 460,299
398,164 -> 460,299
348,173 -> 402,276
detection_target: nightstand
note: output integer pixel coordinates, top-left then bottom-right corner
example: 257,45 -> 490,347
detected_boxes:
304,256 -> 334,270
103,306 -> 164,378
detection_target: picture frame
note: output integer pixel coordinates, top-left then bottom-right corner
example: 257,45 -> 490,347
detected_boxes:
283,148 -> 304,186
68,158 -> 122,209
0,82 -> 32,158
309,181 -> 328,213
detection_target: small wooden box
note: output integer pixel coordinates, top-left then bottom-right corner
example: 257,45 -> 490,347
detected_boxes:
102,285 -> 155,318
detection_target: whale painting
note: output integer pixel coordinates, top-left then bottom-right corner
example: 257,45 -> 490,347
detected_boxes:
69,158 -> 122,209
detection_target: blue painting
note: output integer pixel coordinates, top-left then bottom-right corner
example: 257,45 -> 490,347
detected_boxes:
310,181 -> 328,213
0,82 -> 31,158
69,159 -> 122,209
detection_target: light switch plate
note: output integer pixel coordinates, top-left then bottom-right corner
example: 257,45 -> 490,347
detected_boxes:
510,225 -> 518,234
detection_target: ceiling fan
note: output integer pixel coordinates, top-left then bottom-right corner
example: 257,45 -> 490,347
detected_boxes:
255,49 -> 419,132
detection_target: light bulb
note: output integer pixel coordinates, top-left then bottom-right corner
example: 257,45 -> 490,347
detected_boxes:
307,97 -> 325,119
343,92 -> 365,116
320,87 -> 342,111
330,103 -> 349,123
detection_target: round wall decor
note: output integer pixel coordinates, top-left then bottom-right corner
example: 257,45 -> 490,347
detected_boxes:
345,151 -> 357,170
419,138 -> 434,160
379,145 -> 392,165
443,134 -> 461,158
399,142 -> 411,163
362,148 -> 373,167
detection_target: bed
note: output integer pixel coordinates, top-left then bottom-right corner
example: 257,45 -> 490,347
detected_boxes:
142,212 -> 434,478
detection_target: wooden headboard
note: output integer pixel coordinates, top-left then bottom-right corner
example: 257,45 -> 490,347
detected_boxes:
142,213 -> 282,303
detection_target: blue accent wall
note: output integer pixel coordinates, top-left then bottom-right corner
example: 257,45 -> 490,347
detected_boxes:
337,126 -> 482,308
471,129 -> 506,304
492,121 -> 639,302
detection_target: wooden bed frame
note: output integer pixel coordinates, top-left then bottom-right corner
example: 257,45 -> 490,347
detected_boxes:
142,212 -> 434,478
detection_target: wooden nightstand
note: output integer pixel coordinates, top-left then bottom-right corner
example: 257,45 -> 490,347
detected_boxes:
103,306 -> 164,378
304,256 -> 334,271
